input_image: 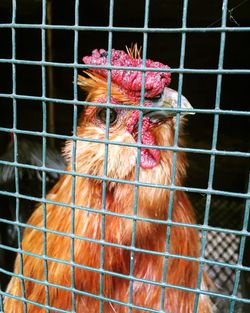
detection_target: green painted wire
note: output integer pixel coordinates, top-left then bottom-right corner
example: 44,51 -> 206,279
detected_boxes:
0,1 -> 250,312
193,0 -> 229,312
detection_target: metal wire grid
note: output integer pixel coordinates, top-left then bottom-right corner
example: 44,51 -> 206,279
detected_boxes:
0,0 -> 249,312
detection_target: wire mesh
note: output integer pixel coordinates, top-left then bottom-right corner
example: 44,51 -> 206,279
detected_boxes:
0,0 -> 250,313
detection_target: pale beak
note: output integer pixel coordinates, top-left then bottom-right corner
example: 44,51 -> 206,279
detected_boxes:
143,87 -> 194,121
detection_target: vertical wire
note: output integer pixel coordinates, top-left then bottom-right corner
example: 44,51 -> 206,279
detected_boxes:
127,1 -> 150,311
46,0 -> 55,144
193,1 -> 228,312
11,1 -> 27,312
1,1 -> 247,312
0,213 -> 3,308
159,0 -> 189,311
70,0 -> 80,311
0,276 -> 2,311
41,0 -> 50,311
228,174 -> 250,312
99,1 -> 114,312
0,288 -> 2,311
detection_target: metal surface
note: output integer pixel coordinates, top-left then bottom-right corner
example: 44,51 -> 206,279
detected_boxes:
0,0 -> 250,312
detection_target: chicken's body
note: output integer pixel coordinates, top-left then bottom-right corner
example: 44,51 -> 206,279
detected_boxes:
4,48 -> 213,313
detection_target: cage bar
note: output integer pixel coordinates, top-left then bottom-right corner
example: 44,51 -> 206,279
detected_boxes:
0,0 -> 249,312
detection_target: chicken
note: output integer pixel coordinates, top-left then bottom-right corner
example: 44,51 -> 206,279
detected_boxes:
4,46 -> 213,313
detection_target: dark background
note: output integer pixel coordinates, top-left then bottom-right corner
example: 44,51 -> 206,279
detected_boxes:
0,0 -> 250,308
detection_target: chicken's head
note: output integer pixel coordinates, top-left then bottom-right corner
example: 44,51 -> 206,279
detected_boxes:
65,47 -> 193,191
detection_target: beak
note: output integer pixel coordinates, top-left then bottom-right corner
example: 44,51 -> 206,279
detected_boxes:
143,87 -> 194,121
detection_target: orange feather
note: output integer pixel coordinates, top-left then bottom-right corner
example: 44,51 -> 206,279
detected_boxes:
4,73 -> 213,312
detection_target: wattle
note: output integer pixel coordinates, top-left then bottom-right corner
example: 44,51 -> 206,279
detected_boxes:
140,118 -> 160,169
127,112 -> 161,170
140,147 -> 160,169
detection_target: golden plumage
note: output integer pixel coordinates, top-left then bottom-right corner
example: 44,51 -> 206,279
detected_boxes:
4,71 -> 213,313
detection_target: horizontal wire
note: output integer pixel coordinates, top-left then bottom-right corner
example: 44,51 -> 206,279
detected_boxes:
1,23 -> 250,33
0,128 -> 249,158
1,12 -> 250,312
1,267 -> 250,306
0,58 -> 250,74
0,192 -> 249,237
0,93 -> 250,117
0,162 -> 249,199
0,229 -> 249,272
0,91 -> 249,116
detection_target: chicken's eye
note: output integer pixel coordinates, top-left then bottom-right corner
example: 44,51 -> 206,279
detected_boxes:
97,108 -> 118,125
153,94 -> 162,99
145,94 -> 162,101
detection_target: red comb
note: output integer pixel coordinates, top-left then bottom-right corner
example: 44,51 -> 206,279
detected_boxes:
82,48 -> 171,99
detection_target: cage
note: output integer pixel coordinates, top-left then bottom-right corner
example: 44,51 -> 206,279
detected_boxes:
0,0 -> 250,312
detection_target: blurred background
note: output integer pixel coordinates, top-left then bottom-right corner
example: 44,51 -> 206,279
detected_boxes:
0,0 -> 249,311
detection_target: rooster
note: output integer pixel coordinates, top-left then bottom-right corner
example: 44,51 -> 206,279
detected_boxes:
4,46 -> 213,313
